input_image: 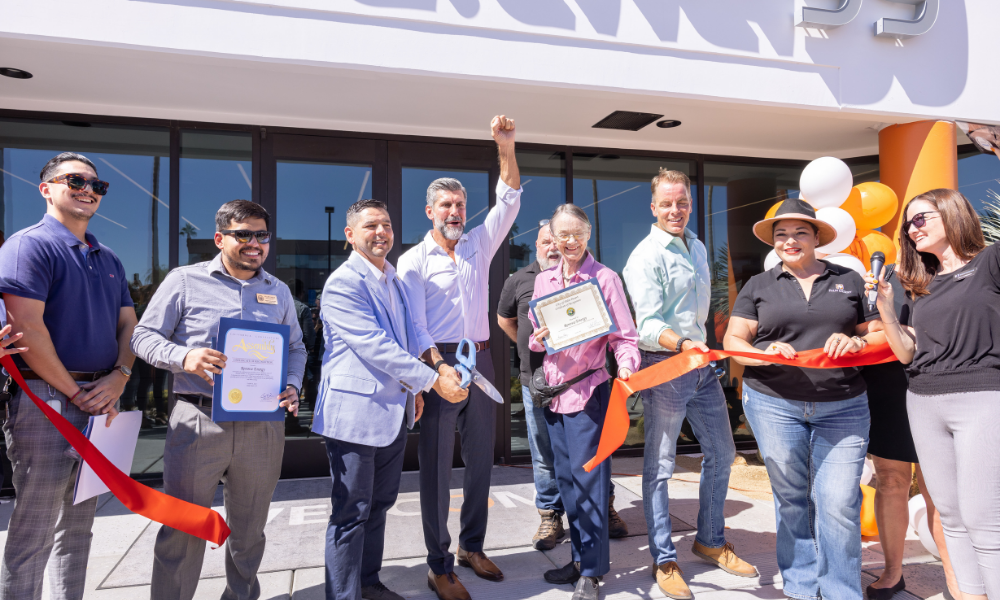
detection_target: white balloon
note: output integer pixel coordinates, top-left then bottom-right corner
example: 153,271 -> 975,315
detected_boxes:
823,253 -> 866,276
800,157 -> 854,209
816,207 -> 857,255
908,495 -> 940,558
860,457 -> 874,486
764,249 -> 781,271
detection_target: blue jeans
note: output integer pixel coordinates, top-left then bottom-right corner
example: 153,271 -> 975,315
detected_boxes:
522,386 -> 563,514
522,386 -> 614,514
640,353 -> 735,564
742,386 -> 870,600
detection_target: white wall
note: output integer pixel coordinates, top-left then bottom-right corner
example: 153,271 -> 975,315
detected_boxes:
0,0 -> 994,157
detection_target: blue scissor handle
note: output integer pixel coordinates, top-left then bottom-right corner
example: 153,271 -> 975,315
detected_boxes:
455,338 -> 476,389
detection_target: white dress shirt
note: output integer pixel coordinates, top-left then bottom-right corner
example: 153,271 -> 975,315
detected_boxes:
398,179 -> 521,344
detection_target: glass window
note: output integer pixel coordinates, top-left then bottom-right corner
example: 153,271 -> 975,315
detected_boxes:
958,148 -> 1000,214
703,161 -> 804,446
179,131 -> 252,266
507,151 -> 565,457
276,161 -> 372,437
572,155 -> 696,276
401,168 -> 489,251
0,118 -> 170,476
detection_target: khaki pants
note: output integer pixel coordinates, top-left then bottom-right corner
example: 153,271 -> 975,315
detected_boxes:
151,400 -> 284,600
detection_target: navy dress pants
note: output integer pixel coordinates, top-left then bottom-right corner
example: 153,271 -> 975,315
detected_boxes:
419,348 -> 496,575
324,422 -> 407,600
545,381 -> 612,578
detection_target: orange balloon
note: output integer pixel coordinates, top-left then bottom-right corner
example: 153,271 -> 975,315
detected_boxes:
859,229 -> 897,265
861,484 -> 879,537
765,201 -> 784,220
843,182 -> 898,230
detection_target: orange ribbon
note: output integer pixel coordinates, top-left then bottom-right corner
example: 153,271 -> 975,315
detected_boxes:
583,342 -> 898,472
1,356 -> 231,545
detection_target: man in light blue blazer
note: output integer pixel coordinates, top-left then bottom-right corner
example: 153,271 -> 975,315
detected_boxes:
313,199 -> 467,600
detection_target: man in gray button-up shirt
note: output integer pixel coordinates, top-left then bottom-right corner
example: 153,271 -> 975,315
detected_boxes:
132,200 -> 306,600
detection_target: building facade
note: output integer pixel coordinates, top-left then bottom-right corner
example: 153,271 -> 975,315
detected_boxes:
1,0 -> 998,480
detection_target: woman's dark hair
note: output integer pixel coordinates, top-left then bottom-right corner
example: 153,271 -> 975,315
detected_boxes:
898,188 -> 985,297
772,220 -> 818,237
215,200 -> 270,231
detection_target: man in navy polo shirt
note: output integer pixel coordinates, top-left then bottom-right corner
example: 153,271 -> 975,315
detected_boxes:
0,152 -> 138,599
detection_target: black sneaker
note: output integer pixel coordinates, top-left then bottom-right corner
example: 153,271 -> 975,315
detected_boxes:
544,561 -> 581,585
572,576 -> 600,600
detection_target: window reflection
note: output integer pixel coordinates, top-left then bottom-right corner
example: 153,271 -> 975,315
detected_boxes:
276,161 -> 372,437
179,131 -> 252,265
507,151 -> 565,457
0,118 -> 170,475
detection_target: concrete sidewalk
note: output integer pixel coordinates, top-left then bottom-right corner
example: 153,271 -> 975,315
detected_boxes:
0,456 -> 950,599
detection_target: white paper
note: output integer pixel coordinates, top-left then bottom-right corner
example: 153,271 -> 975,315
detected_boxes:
72,410 -> 142,505
221,327 -> 284,412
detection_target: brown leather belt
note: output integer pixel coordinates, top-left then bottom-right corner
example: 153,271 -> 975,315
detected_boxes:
19,369 -> 110,382
176,393 -> 212,408
437,341 -> 490,353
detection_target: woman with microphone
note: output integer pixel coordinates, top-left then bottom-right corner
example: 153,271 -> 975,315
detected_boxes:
530,204 -> 639,600
723,197 -> 884,600
867,188 -> 999,600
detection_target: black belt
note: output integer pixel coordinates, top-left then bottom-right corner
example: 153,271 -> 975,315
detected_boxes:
644,349 -> 677,357
21,369 -> 111,382
176,393 -> 212,408
437,341 -> 490,353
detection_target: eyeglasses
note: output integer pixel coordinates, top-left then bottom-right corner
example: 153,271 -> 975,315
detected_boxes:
554,232 -> 588,243
46,174 -> 110,196
220,229 -> 272,244
902,211 -> 939,232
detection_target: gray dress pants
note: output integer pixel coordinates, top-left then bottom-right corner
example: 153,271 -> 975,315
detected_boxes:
151,400 -> 284,600
1,380 -> 100,600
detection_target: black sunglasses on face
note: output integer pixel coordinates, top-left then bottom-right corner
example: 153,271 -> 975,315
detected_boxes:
902,211 -> 938,232
46,173 -> 110,196
220,229 -> 272,244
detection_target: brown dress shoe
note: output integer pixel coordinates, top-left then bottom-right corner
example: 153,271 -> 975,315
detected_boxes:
457,546 -> 504,581
692,541 -> 758,577
533,509 -> 566,550
652,562 -> 692,600
608,495 -> 628,539
427,569 -> 471,600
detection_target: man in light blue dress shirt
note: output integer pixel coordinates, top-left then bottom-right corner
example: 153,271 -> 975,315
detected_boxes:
398,116 -> 521,600
622,169 -> 757,599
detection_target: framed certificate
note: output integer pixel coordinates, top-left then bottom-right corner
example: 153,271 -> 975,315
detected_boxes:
212,317 -> 290,422
529,279 -> 618,355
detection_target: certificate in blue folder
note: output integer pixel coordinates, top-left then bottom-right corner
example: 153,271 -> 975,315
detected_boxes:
212,317 -> 290,422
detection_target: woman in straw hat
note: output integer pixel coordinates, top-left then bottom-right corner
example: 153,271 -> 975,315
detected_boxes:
723,198 -> 885,600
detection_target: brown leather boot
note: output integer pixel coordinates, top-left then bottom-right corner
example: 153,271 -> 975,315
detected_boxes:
652,562 -> 692,600
457,546 -> 504,581
691,541 -> 758,577
532,509 -> 565,550
427,570 -> 471,600
608,495 -> 628,538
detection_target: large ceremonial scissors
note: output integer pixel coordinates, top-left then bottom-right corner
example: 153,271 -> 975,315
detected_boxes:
454,338 -> 505,404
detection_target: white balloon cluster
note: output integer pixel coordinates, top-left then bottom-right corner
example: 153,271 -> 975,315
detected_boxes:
763,156 -> 864,275
908,494 -> 941,558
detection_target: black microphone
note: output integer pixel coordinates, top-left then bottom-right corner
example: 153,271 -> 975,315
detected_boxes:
867,251 -> 886,311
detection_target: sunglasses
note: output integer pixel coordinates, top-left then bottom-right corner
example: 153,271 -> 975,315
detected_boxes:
220,229 -> 272,244
46,173 -> 110,196
902,211 -> 939,232
538,219 -> 550,227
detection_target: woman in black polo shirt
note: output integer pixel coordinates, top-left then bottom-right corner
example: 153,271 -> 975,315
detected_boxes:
723,198 -> 883,600
867,188 -> 999,600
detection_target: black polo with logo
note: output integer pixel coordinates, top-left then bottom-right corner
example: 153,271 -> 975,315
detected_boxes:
498,261 -> 545,388
731,261 -> 878,402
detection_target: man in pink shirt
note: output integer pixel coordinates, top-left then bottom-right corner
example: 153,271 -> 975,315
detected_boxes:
528,204 -> 639,600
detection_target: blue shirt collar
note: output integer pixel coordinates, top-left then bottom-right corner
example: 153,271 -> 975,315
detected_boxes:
649,224 -> 695,251
206,253 -> 268,284
42,214 -> 100,250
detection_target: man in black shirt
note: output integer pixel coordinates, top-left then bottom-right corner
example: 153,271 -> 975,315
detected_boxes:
497,223 -> 628,552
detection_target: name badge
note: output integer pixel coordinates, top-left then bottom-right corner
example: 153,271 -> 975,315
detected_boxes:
954,268 -> 976,281
256,293 -> 278,305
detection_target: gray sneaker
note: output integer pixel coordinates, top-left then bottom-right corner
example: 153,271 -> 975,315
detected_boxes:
361,582 -> 405,600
